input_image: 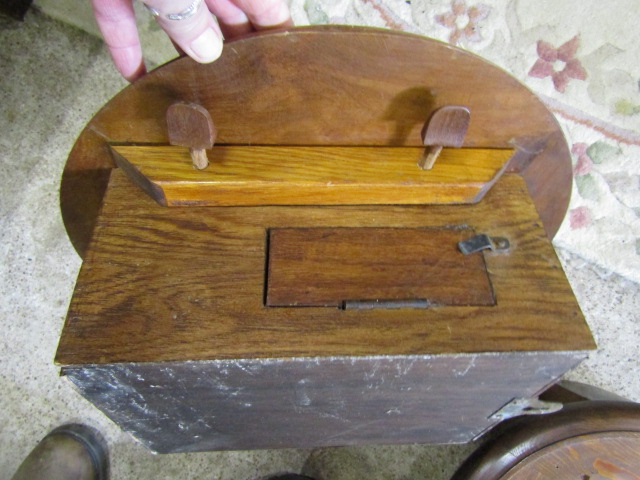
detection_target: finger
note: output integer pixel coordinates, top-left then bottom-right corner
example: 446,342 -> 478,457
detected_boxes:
91,0 -> 146,82
145,0 -> 224,63
169,38 -> 187,57
230,0 -> 292,30
205,0 -> 253,39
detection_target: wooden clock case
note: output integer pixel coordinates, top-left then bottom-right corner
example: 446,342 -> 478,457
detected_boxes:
56,26 -> 594,453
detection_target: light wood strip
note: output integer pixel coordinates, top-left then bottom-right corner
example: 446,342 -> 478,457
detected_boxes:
111,145 -> 514,206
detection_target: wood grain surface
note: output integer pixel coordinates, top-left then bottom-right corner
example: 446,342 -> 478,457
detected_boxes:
166,102 -> 216,150
422,106 -> 472,148
111,145 -> 514,206
56,28 -> 588,452
60,27 -> 573,256
452,401 -> 640,480
266,227 -> 494,307
56,171 -> 594,366
502,433 -> 640,480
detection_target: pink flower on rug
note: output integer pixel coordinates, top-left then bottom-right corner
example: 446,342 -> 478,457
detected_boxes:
529,36 -> 587,93
569,206 -> 593,230
572,142 -> 593,176
435,0 -> 491,44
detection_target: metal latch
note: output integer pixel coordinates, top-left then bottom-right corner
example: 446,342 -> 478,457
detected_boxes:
488,397 -> 562,422
458,234 -> 510,255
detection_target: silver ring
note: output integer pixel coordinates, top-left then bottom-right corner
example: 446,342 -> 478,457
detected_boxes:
145,0 -> 203,21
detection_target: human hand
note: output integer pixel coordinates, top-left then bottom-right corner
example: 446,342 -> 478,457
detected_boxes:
91,0 -> 293,82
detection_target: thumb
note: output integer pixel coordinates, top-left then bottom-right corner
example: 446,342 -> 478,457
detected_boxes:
144,0 -> 224,63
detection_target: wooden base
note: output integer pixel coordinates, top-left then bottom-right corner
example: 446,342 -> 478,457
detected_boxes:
55,171 -> 594,453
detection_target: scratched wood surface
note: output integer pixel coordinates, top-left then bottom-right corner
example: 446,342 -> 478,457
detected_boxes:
61,353 -> 586,453
61,26 -> 573,256
266,227 -> 495,307
56,171 -> 594,366
112,145 -> 514,206
452,401 -> 640,480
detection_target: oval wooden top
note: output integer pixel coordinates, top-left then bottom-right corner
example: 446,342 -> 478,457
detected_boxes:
61,26 -> 572,257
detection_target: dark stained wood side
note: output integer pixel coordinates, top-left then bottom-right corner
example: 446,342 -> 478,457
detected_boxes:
266,227 -> 495,307
541,380 -> 631,403
55,171 -> 594,366
60,26 -> 573,257
62,352 -> 585,453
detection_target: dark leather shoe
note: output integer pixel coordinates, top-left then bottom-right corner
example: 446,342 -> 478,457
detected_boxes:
12,424 -> 108,480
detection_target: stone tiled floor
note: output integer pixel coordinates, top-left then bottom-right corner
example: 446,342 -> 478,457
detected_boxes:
1,9 -> 638,480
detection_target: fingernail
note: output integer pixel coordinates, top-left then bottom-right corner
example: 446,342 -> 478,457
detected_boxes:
271,3 -> 292,25
189,28 -> 223,63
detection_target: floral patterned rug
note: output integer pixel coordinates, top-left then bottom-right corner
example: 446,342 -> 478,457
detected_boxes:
287,0 -> 640,283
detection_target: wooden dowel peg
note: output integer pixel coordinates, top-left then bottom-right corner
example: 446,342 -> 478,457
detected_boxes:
167,102 -> 216,170
419,106 -> 470,170
190,149 -> 209,170
421,145 -> 443,170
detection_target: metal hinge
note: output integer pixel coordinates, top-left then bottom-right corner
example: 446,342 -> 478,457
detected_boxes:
488,397 -> 563,422
342,299 -> 435,310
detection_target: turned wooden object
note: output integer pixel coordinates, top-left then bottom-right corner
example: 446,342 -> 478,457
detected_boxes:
419,106 -> 471,170
452,400 -> 640,480
166,102 -> 216,170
